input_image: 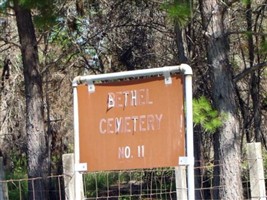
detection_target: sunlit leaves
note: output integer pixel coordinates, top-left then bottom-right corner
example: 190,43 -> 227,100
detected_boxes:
17,0 -> 58,30
161,0 -> 191,26
193,96 -> 223,133
241,0 -> 251,6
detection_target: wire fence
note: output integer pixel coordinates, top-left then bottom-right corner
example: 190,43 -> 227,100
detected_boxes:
1,157 -> 266,200
83,168 -> 177,200
1,175 -> 65,200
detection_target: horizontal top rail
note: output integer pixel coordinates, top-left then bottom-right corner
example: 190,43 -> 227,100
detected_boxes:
72,64 -> 192,87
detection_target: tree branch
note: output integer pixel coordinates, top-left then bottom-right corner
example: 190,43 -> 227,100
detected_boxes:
234,62 -> 267,82
0,36 -> 21,48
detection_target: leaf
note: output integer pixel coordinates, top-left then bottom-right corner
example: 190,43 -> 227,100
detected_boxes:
259,40 -> 267,54
193,96 -> 223,133
0,0 -> 8,10
241,0 -> 251,6
161,0 -> 191,26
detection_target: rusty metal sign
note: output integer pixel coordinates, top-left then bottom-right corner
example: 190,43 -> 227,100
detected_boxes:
77,75 -> 185,171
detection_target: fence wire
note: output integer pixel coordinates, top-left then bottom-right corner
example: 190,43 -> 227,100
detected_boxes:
1,157 -> 266,200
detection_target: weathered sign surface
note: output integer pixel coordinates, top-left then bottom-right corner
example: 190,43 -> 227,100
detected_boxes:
77,75 -> 185,171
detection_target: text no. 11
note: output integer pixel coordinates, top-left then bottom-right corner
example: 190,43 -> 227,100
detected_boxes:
118,145 -> 145,159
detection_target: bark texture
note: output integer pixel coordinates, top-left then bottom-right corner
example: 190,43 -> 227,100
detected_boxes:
13,1 -> 48,199
199,0 -> 243,199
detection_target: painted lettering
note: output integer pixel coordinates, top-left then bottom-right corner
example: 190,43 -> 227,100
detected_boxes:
107,118 -> 114,134
124,116 -> 132,133
139,115 -> 146,132
116,92 -> 123,107
132,116 -> 138,132
99,114 -> 163,134
107,93 -> 115,109
118,146 -> 131,159
147,114 -> 155,131
99,118 -> 106,134
155,114 -> 163,129
115,117 -> 122,133
123,91 -> 129,107
131,90 -> 137,106
106,89 -> 153,109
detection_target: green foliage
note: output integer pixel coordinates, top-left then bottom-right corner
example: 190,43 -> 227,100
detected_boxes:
48,24 -> 72,50
34,14 -> 57,30
84,172 -> 119,197
161,0 -> 191,26
17,0 -> 58,30
18,0 -> 52,9
84,169 -> 176,199
262,149 -> 267,175
0,0 -> 58,29
259,39 -> 267,54
241,0 -> 251,5
6,152 -> 28,200
0,0 -> 8,10
193,96 -> 223,133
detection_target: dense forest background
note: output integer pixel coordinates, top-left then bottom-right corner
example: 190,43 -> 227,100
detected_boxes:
0,0 -> 266,199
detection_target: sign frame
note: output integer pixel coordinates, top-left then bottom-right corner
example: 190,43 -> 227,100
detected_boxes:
72,64 -> 194,200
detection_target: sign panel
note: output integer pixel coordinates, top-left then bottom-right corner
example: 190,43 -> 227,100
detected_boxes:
77,75 -> 185,171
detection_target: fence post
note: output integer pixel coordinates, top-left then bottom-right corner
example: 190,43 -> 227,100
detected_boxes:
175,166 -> 188,199
0,157 -> 8,200
63,154 -> 75,200
247,142 -> 266,200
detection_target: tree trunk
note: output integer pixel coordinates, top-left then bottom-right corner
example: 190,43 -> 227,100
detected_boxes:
199,0 -> 243,199
174,21 -> 188,63
194,126 -> 206,199
245,0 -> 262,142
251,71 -> 261,142
13,1 -> 48,199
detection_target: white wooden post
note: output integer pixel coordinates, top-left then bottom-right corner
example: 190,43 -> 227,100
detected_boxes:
175,166 -> 188,200
63,154 -> 75,200
72,85 -> 85,200
247,142 -> 266,200
0,157 -> 8,200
